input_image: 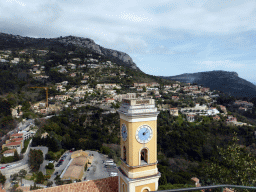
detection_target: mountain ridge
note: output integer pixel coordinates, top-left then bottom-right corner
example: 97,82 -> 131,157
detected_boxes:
0,32 -> 140,71
161,70 -> 256,98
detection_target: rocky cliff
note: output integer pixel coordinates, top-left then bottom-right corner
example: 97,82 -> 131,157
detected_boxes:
162,70 -> 256,98
0,33 -> 140,71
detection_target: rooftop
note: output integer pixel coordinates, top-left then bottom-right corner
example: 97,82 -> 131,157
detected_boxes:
31,176 -> 118,192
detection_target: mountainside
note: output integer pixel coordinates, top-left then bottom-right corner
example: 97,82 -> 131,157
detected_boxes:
161,70 -> 256,98
0,33 -> 140,71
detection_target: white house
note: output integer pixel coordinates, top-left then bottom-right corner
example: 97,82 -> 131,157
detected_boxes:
3,149 -> 16,157
207,108 -> 220,116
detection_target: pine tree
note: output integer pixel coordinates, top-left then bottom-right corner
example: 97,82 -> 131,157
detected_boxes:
14,150 -> 19,161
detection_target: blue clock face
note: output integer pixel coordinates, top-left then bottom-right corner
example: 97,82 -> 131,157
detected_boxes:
136,125 -> 153,143
121,124 -> 127,141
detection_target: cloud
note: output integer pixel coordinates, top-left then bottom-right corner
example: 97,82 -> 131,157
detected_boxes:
197,60 -> 246,71
6,0 -> 26,7
118,11 -> 153,23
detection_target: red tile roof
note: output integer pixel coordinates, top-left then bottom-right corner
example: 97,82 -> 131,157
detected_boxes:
10,138 -> 23,142
5,141 -> 21,147
3,149 -> 15,154
33,176 -> 118,192
11,133 -> 23,137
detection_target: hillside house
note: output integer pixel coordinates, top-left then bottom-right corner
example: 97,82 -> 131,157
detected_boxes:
70,73 -> 76,77
3,141 -> 22,154
238,107 -> 248,112
226,115 -> 237,125
147,87 -> 158,91
18,131 -> 31,140
55,95 -> 70,101
56,85 -> 63,91
213,115 -> 221,121
40,109 -> 47,114
72,58 -> 81,61
234,100 -> 253,108
149,82 -> 160,87
172,84 -> 180,88
164,85 -> 172,89
83,75 -> 89,80
207,107 -> 220,116
58,68 -> 67,73
105,98 -> 115,104
134,83 -> 148,87
200,87 -> 210,92
219,105 -> 227,113
61,81 -> 69,86
170,108 -> 179,116
3,149 -> 16,157
186,114 -> 195,122
172,96 -> 179,101
29,59 -> 35,63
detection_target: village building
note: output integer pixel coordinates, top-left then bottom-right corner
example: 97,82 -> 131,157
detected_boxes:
3,149 -> 16,157
170,108 -> 179,116
213,115 -> 221,121
186,114 -> 196,122
172,96 -> 179,101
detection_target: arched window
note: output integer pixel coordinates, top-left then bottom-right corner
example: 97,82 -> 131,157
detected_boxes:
141,188 -> 150,192
123,146 -> 126,162
140,148 -> 148,165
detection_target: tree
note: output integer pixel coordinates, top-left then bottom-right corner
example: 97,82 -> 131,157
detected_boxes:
46,163 -> 54,169
46,181 -> 53,187
201,133 -> 256,186
14,150 -> 19,161
29,149 -> 43,172
0,171 -> 6,186
35,171 -> 44,184
18,169 -> 27,185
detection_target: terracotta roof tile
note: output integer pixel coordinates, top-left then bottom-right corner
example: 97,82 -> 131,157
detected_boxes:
3,149 -> 15,154
5,141 -> 21,146
11,133 -> 23,137
33,176 -> 118,192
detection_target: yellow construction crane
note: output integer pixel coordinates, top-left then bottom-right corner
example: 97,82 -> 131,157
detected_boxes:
29,87 -> 49,108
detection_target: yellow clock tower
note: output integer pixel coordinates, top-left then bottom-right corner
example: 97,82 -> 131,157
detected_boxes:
117,98 -> 161,192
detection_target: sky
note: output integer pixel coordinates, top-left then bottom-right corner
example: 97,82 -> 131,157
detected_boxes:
1,0 -> 256,83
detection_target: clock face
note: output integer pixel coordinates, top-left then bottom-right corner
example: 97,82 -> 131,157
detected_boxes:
136,125 -> 153,144
121,124 -> 127,141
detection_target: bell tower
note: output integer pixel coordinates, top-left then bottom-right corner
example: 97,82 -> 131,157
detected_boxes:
118,98 -> 161,192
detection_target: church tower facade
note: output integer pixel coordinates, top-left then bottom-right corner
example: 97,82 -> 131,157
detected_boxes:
117,98 -> 161,192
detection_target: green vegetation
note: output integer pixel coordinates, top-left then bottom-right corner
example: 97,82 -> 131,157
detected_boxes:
0,171 -> 6,186
2,35 -> 256,191
21,138 -> 32,153
45,163 -> 54,169
35,171 -> 44,184
46,168 -> 55,176
29,149 -> 43,172
1,150 -> 19,163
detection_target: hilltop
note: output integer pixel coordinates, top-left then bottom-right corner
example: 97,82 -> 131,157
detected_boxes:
0,33 -> 140,71
161,70 -> 256,99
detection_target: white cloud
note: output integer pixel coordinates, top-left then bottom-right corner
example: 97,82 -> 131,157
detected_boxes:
197,60 -> 246,71
119,11 -> 153,23
6,0 -> 26,6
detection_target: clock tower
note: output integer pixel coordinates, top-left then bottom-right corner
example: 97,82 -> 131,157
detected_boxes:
117,98 -> 161,192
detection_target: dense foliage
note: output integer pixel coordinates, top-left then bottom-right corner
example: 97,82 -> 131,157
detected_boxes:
29,149 -> 43,172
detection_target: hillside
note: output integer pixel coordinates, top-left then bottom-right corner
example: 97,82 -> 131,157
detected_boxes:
161,70 -> 256,99
0,33 -> 140,71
